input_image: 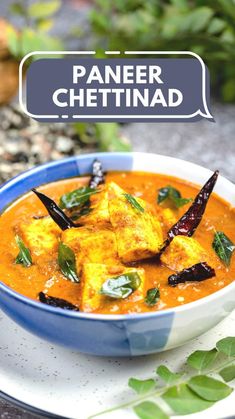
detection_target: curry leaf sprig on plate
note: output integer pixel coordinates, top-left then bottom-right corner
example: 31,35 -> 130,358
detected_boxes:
15,235 -> 32,267
123,193 -> 145,213
89,337 -> 235,419
59,186 -> 99,210
212,231 -> 235,267
100,272 -> 141,299
158,185 -> 192,209
58,242 -> 79,283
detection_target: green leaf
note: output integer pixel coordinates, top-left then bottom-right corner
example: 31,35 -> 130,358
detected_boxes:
10,2 -> 26,16
182,7 -> 214,33
187,349 -> 218,371
15,236 -> 32,267
207,17 -> 226,35
70,205 -> 92,221
100,272 -> 141,299
19,29 -> 63,59
128,378 -> 155,394
73,122 -> 95,144
156,365 -> 182,385
95,123 -> 131,152
28,0 -> 61,19
145,287 -> 160,307
222,79 -> 235,103
219,365 -> 235,382
36,18 -> 54,32
6,26 -> 20,58
212,231 -> 235,267
58,243 -> 79,283
188,375 -> 233,401
20,28 -> 45,56
123,193 -> 144,213
157,185 -> 192,208
162,383 -> 213,414
134,401 -> 168,419
171,0 -> 188,10
216,337 -> 235,357
59,186 -> 99,210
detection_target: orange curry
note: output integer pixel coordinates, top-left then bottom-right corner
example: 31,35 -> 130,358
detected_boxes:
0,171 -> 234,314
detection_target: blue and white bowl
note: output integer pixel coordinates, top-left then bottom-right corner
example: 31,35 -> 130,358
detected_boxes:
0,152 -> 235,356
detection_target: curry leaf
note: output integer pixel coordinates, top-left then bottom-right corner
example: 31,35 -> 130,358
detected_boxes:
219,365 -> 235,382
58,243 -> 79,283
59,186 -> 99,210
15,236 -> 32,267
90,336 -> 235,419
162,383 -> 214,414
157,185 -> 192,208
134,401 -> 168,419
156,365 -> 182,385
123,193 -> 145,213
188,375 -> 233,401
28,0 -> 61,19
128,378 -> 155,395
187,348 -> 218,371
145,287 -> 160,307
216,337 -> 235,357
70,205 -> 92,221
212,231 -> 235,266
100,272 -> 141,299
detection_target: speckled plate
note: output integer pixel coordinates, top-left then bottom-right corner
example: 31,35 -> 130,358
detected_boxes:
1,310 -> 235,419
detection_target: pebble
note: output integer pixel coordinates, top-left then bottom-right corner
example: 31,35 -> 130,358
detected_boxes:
0,105 -> 96,184
56,136 -> 74,153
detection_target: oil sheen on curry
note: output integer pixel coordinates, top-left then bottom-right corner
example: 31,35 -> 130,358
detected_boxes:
0,160 -> 235,314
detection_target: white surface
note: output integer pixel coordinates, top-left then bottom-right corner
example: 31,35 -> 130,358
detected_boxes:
0,310 -> 235,419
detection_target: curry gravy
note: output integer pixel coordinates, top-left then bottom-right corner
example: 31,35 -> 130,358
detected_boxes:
0,171 -> 234,314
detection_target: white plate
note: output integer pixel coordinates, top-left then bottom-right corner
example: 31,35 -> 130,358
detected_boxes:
1,310 -> 235,419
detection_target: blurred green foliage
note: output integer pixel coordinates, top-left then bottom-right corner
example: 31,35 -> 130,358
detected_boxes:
74,122 -> 131,152
6,0 -> 130,152
90,0 -> 235,102
7,0 -> 63,60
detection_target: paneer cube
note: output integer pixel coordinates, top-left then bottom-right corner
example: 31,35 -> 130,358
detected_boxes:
108,182 -> 163,262
161,235 -> 214,272
81,263 -> 145,312
61,226 -> 118,273
18,216 -> 61,256
79,189 -> 110,227
160,208 -> 177,231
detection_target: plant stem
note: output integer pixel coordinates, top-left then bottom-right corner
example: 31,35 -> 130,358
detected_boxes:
88,385 -> 174,418
88,357 -> 235,419
206,357 -> 235,376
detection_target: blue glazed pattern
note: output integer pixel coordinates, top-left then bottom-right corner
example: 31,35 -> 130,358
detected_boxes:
0,153 -> 174,356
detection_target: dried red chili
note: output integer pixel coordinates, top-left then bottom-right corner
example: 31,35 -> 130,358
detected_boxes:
89,159 -> 105,189
168,262 -> 215,287
167,170 -> 219,241
32,188 -> 76,230
38,292 -> 79,311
